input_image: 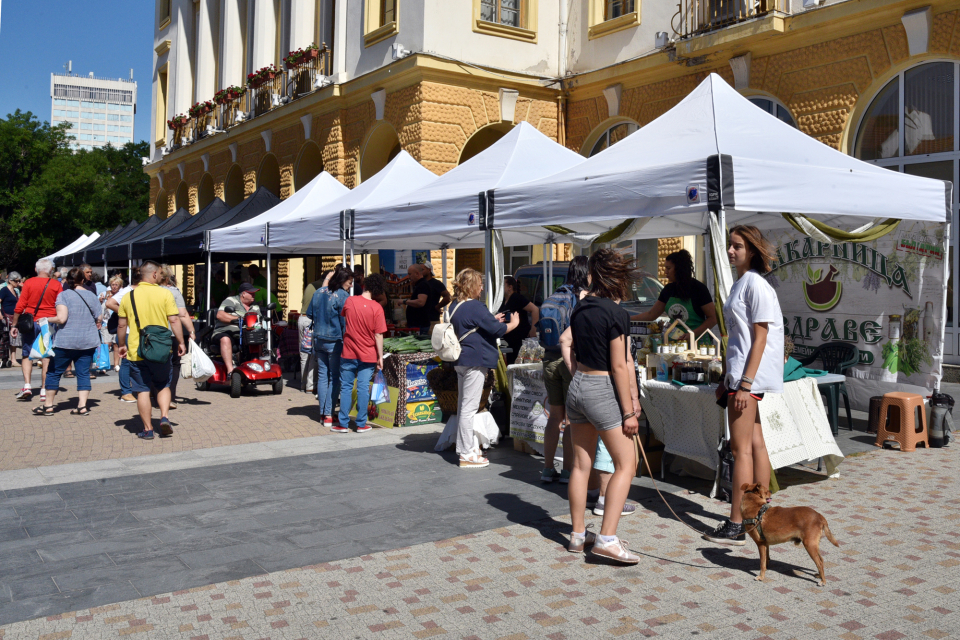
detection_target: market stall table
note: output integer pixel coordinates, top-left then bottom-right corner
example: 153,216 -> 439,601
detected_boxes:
639,377 -> 845,497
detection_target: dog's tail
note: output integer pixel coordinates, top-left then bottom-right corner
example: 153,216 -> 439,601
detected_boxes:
822,520 -> 839,547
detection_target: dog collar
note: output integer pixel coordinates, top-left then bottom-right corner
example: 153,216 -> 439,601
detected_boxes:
742,503 -> 771,540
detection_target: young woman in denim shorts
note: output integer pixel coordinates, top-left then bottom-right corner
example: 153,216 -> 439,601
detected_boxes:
703,225 -> 784,546
564,249 -> 642,564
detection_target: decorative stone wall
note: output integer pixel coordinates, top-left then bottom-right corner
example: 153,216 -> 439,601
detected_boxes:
657,237 -> 684,280
566,9 -> 960,154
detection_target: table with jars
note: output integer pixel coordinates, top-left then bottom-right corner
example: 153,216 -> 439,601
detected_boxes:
634,322 -> 845,494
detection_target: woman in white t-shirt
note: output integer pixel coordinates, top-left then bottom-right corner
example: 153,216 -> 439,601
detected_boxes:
704,225 -> 784,547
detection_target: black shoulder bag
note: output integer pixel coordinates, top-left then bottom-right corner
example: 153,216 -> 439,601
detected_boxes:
129,291 -> 174,363
17,278 -> 52,334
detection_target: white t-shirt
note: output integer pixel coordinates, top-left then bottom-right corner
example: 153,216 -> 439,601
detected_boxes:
113,286 -> 134,335
722,270 -> 784,394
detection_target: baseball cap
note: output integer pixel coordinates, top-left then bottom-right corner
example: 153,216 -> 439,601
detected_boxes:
238,282 -> 261,294
423,261 -> 434,272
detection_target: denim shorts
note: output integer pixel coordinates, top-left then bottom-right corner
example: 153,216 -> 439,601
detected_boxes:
128,358 -> 173,394
565,371 -> 623,431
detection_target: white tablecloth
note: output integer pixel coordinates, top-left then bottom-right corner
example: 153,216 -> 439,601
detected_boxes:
639,378 -> 844,477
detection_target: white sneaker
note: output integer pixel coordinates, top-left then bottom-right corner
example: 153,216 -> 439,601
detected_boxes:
590,537 -> 640,565
39,390 -> 46,402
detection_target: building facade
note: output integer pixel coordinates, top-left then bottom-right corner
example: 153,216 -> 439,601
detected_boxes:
51,72 -> 137,151
145,0 -> 960,359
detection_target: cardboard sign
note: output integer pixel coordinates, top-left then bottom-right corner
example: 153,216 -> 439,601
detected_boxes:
509,367 -> 550,444
765,221 -> 947,405
371,386 -> 441,427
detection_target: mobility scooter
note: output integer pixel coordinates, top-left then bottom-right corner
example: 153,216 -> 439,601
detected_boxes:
195,302 -> 284,398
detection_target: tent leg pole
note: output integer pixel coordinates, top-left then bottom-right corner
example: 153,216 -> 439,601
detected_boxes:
484,230 -> 493,311
206,252 -> 212,312
266,245 -> 272,359
548,244 -> 554,296
442,246 -> 448,291
542,244 -> 548,302
342,241 -> 346,267
128,259 -> 131,284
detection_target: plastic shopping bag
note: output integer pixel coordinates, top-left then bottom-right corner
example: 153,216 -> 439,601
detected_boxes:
29,319 -> 54,360
300,325 -> 313,353
190,339 -> 216,382
95,343 -> 111,371
370,370 -> 390,406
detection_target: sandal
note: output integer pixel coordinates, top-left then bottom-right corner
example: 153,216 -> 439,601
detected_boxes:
64,371 -> 75,379
459,450 -> 490,468
70,407 -> 91,416
32,406 -> 55,416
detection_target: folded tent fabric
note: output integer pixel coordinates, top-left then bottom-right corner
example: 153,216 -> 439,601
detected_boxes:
267,152 -> 438,254
132,198 -> 230,260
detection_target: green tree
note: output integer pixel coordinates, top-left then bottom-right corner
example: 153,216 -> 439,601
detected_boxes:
0,110 -> 149,274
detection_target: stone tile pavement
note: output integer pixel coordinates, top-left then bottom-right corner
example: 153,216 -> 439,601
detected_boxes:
0,368 -> 329,472
2,441 -> 959,638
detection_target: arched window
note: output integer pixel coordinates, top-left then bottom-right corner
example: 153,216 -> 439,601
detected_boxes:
747,96 -> 797,127
854,60 -> 959,348
588,121 -> 639,157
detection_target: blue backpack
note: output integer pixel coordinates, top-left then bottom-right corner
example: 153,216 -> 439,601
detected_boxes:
537,284 -> 578,348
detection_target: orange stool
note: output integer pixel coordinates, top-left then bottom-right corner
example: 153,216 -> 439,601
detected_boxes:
874,392 -> 928,451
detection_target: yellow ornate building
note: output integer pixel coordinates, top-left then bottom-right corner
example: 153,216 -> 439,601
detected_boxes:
146,0 -> 960,356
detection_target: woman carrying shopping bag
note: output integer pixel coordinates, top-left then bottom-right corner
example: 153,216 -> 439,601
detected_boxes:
34,268 -> 102,416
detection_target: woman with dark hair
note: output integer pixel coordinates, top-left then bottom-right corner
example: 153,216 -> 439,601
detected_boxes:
564,249 -> 642,564
540,255 -> 589,484
703,225 -> 783,546
497,276 -> 539,365
632,249 -> 717,338
307,266 -> 354,428
34,268 -> 102,416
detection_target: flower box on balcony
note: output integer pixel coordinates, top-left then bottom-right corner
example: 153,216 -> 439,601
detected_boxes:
214,86 -> 246,104
167,115 -> 189,131
285,47 -> 319,69
248,69 -> 278,90
188,101 -> 215,119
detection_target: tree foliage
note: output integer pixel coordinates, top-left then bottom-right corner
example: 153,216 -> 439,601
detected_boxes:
0,110 -> 149,274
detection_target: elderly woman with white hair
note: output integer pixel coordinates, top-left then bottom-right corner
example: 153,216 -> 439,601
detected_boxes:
10,258 -> 63,401
0,271 -> 21,368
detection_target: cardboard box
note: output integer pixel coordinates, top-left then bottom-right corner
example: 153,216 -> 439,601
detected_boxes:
370,386 -> 442,427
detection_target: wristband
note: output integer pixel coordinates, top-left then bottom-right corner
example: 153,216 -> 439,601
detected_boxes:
622,411 -> 636,421
740,375 -> 754,385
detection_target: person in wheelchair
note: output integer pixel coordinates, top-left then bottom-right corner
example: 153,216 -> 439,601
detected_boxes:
213,283 -> 262,376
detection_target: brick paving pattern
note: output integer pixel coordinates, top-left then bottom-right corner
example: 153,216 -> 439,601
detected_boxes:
2,446 -> 958,638
0,377 -> 328,471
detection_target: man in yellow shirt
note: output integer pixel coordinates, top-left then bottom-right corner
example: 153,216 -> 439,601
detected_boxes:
117,261 -> 186,440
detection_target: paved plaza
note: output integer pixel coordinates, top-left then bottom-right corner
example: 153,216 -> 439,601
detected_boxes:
0,365 -> 958,638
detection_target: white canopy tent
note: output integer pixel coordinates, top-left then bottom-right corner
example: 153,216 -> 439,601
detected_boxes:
486,73 -> 950,244
268,150 -> 439,254
349,121 -> 587,251
208,171 -> 349,254
42,233 -> 99,262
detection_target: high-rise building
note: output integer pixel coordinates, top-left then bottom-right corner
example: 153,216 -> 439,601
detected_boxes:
51,69 -> 137,151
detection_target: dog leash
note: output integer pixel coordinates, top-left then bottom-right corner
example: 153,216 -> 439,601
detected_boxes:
634,433 -> 762,538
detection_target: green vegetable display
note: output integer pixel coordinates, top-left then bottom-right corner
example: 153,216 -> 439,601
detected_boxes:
383,336 -> 435,354
881,338 -> 932,377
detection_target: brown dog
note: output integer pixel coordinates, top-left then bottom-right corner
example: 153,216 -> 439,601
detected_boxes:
739,483 -> 839,586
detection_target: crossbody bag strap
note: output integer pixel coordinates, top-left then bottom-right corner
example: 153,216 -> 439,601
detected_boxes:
33,279 -> 52,317
72,290 -> 104,343
446,301 -> 478,343
129,290 -> 143,336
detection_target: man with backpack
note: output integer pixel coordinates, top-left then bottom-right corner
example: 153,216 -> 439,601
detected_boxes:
536,257 -> 588,484
116,261 -> 185,440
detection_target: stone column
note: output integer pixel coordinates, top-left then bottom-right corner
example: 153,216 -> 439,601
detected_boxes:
289,0 -> 316,50
220,0 -> 244,88
252,0 -> 277,70
195,0 -> 220,99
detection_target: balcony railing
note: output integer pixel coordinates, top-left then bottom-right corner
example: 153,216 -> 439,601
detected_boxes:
163,44 -> 332,155
671,0 -> 785,40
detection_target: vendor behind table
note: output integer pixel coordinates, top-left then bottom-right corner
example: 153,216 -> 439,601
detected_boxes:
631,249 -> 717,342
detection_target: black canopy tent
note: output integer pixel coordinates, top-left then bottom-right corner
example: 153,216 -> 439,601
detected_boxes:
58,221 -> 133,266
91,216 -> 163,265
131,198 -> 229,260
162,188 -> 281,264
102,209 -> 192,264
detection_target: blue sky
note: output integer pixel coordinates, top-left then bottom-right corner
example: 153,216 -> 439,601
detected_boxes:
0,0 -> 154,143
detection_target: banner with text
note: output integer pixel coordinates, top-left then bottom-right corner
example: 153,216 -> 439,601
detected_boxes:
765,221 -> 948,402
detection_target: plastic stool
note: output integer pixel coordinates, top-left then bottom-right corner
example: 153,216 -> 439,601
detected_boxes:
874,392 -> 928,451
867,396 -> 885,434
